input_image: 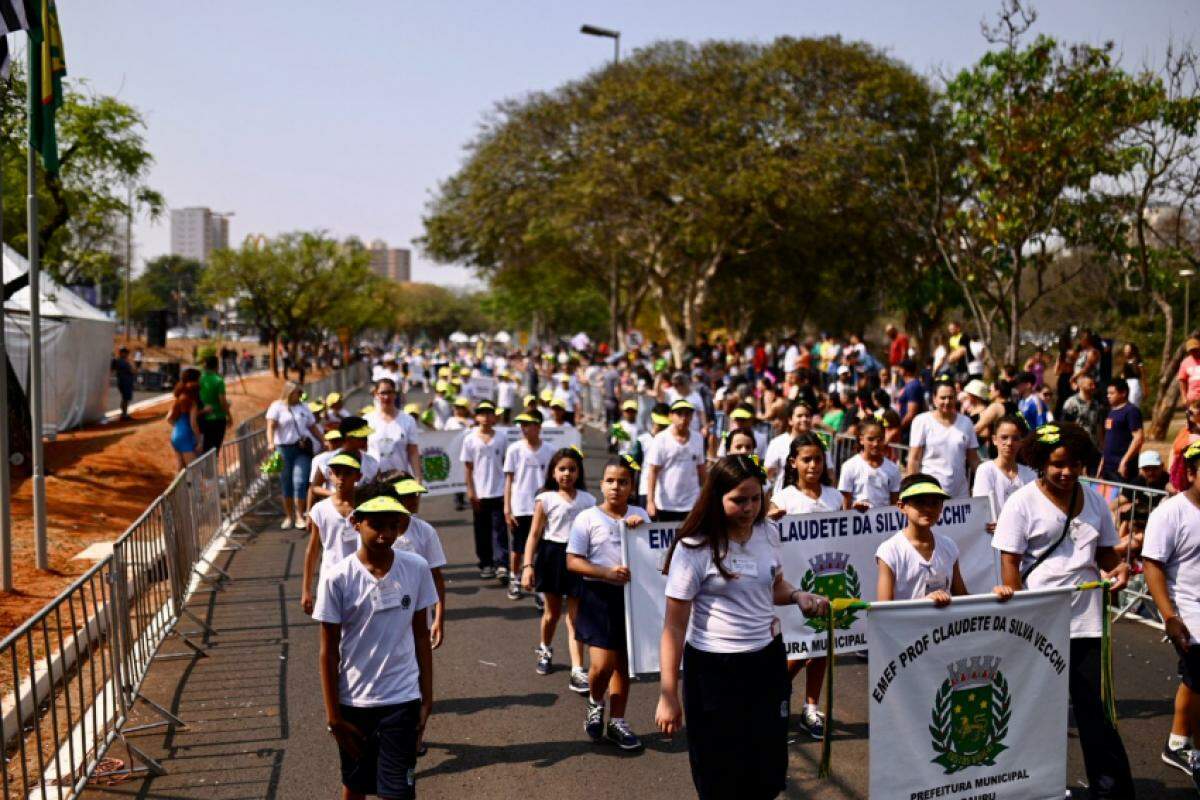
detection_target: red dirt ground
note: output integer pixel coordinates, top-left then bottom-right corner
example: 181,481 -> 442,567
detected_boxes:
0,367 -> 293,639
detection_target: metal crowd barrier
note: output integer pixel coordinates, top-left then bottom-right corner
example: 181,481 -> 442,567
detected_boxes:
0,359 -> 371,798
1079,476 -> 1169,629
830,433 -> 910,477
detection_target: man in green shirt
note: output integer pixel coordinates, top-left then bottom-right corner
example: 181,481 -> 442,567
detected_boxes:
198,355 -> 232,453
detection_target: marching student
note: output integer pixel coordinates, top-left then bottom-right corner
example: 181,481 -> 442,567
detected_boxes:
307,428 -> 345,510
715,404 -> 767,457
444,396 -> 473,430
656,454 -> 830,800
633,402 -> 671,508
546,397 -> 572,429
993,422 -> 1135,799
497,371 -> 517,424
876,474 -> 1013,604
504,410 -> 555,600
461,401 -> 508,582
431,381 -> 453,430
836,418 -> 901,511
309,417 -> 381,503
314,482 -> 436,800
391,475 -> 448,651
325,392 -> 348,425
972,414 -> 1035,527
765,431 -> 839,739
521,447 -> 596,693
764,401 -> 816,494
366,378 -> 422,479
301,453 -> 363,616
611,399 -> 640,456
723,428 -> 759,457
567,455 -> 649,751
645,399 -> 707,522
1142,440 -> 1200,783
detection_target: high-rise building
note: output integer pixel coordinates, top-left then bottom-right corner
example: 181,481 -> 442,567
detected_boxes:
368,239 -> 412,282
170,207 -> 231,265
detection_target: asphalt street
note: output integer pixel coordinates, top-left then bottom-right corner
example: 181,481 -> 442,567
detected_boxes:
82,426 -> 1198,799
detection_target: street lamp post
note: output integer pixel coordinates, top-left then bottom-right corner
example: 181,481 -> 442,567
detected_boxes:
580,24 -> 621,352
1182,268 -> 1195,340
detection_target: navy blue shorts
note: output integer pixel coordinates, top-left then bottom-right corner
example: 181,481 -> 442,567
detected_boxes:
574,580 -> 626,652
337,700 -> 420,799
1180,645 -> 1200,691
534,540 -> 580,597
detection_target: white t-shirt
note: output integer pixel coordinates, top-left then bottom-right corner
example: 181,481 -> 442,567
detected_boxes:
1143,493 -> 1200,644
993,482 -> 1119,638
716,427 -> 768,458
503,440 -> 553,516
443,416 -> 471,431
536,490 -> 597,544
267,401 -> 315,446
310,449 -> 380,486
365,410 -> 419,473
764,433 -> 795,495
909,412 -> 979,498
432,396 -> 451,430
972,461 -> 1037,516
636,431 -> 655,497
567,505 -> 651,582
772,484 -> 844,515
552,385 -> 575,412
836,454 -> 901,508
646,429 -> 706,512
312,552 -> 438,707
783,345 -> 801,374
875,532 -> 959,600
614,420 -> 639,457
309,498 -> 359,573
460,430 -> 507,499
665,523 -> 781,653
393,515 -> 447,569
497,380 -> 517,410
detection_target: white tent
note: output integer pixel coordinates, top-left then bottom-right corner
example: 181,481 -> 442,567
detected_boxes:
2,245 -> 116,433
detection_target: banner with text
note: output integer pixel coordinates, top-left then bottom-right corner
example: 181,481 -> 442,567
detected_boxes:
417,426 -> 582,496
867,588 -> 1071,800
624,497 -> 994,675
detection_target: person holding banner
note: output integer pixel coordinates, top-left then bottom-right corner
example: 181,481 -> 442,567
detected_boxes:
906,377 -> 980,499
877,473 -> 1013,605
567,456 -> 650,751
646,399 -> 708,522
521,448 -> 595,693
993,422 -> 1135,799
655,454 -> 830,799
1142,440 -> 1200,786
765,431 -> 839,738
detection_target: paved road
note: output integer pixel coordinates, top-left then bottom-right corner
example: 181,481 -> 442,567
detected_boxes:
83,426 -> 1197,799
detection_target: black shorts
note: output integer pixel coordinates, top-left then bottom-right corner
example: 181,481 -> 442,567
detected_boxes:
654,509 -> 689,523
511,515 -> 533,556
336,700 -> 420,799
1180,645 -> 1200,691
534,539 -> 579,597
574,580 -> 627,651
683,636 -> 790,800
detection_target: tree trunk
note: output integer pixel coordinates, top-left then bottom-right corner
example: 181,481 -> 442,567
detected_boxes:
1149,291 -> 1180,441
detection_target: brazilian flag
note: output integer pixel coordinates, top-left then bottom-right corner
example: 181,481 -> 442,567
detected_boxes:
27,0 -> 65,173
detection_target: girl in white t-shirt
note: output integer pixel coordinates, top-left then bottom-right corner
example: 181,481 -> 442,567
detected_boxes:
301,453 -> 362,616
877,473 -> 1012,605
566,456 -> 649,751
656,455 -> 828,799
521,448 -> 596,693
723,428 -> 758,457
764,431 -> 839,740
972,414 -> 1036,530
837,419 -> 901,511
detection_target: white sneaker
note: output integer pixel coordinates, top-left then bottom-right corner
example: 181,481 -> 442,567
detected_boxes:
280,517 -> 293,530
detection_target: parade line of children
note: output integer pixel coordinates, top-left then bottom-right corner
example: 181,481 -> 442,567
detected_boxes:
296,373 -> 1198,799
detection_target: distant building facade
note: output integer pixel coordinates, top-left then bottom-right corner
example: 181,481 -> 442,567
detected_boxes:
368,239 -> 412,282
170,207 -> 231,265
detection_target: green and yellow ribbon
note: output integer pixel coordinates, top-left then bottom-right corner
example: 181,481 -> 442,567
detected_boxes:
1078,580 -> 1117,728
819,598 -> 871,778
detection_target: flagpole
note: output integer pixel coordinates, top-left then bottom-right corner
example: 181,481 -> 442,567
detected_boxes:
0,79 -> 12,591
26,41 -> 47,571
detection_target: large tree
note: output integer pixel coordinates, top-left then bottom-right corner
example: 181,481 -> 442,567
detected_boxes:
422,37 -> 946,364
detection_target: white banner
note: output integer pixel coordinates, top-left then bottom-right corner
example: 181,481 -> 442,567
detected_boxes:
417,426 -> 582,496
466,376 -> 496,401
867,588 -> 1071,800
623,498 -> 994,675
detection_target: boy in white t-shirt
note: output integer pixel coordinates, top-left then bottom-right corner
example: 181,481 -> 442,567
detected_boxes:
461,402 -> 508,581
1144,440 -> 1200,780
313,484 -> 437,800
645,399 -> 707,522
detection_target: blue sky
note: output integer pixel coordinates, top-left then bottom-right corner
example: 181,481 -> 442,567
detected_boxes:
49,1 -> 1199,286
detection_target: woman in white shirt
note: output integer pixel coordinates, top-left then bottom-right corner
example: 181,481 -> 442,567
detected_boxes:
993,422 -> 1133,798
265,381 -> 324,529
656,455 -> 828,799
907,378 -> 980,499
365,378 -> 421,477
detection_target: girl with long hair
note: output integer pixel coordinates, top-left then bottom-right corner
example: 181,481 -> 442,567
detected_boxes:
166,367 -> 202,470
